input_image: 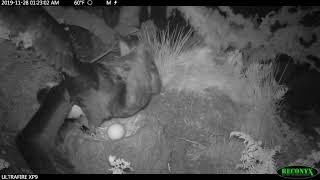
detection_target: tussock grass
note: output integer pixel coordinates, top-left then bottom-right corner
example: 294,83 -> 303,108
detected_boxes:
138,20 -> 201,85
136,19 -> 313,173
240,62 -> 288,147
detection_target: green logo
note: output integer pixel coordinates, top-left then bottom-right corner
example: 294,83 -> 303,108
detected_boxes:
277,166 -> 318,179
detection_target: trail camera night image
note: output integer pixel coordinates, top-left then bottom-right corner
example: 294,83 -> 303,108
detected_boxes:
0,4 -> 319,175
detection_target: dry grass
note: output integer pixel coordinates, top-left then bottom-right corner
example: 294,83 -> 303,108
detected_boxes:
138,20 -> 201,86
136,20 -> 309,173
198,138 -> 244,174
240,63 -> 287,147
235,61 -> 316,171
142,89 -> 247,173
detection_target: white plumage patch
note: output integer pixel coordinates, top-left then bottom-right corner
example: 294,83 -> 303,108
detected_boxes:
44,82 -> 85,119
67,105 -> 85,119
45,82 -> 59,88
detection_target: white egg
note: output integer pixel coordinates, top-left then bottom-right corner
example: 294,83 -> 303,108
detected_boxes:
107,123 -> 125,140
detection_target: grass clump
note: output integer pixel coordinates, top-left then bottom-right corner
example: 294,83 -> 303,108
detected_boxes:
138,20 -> 201,86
